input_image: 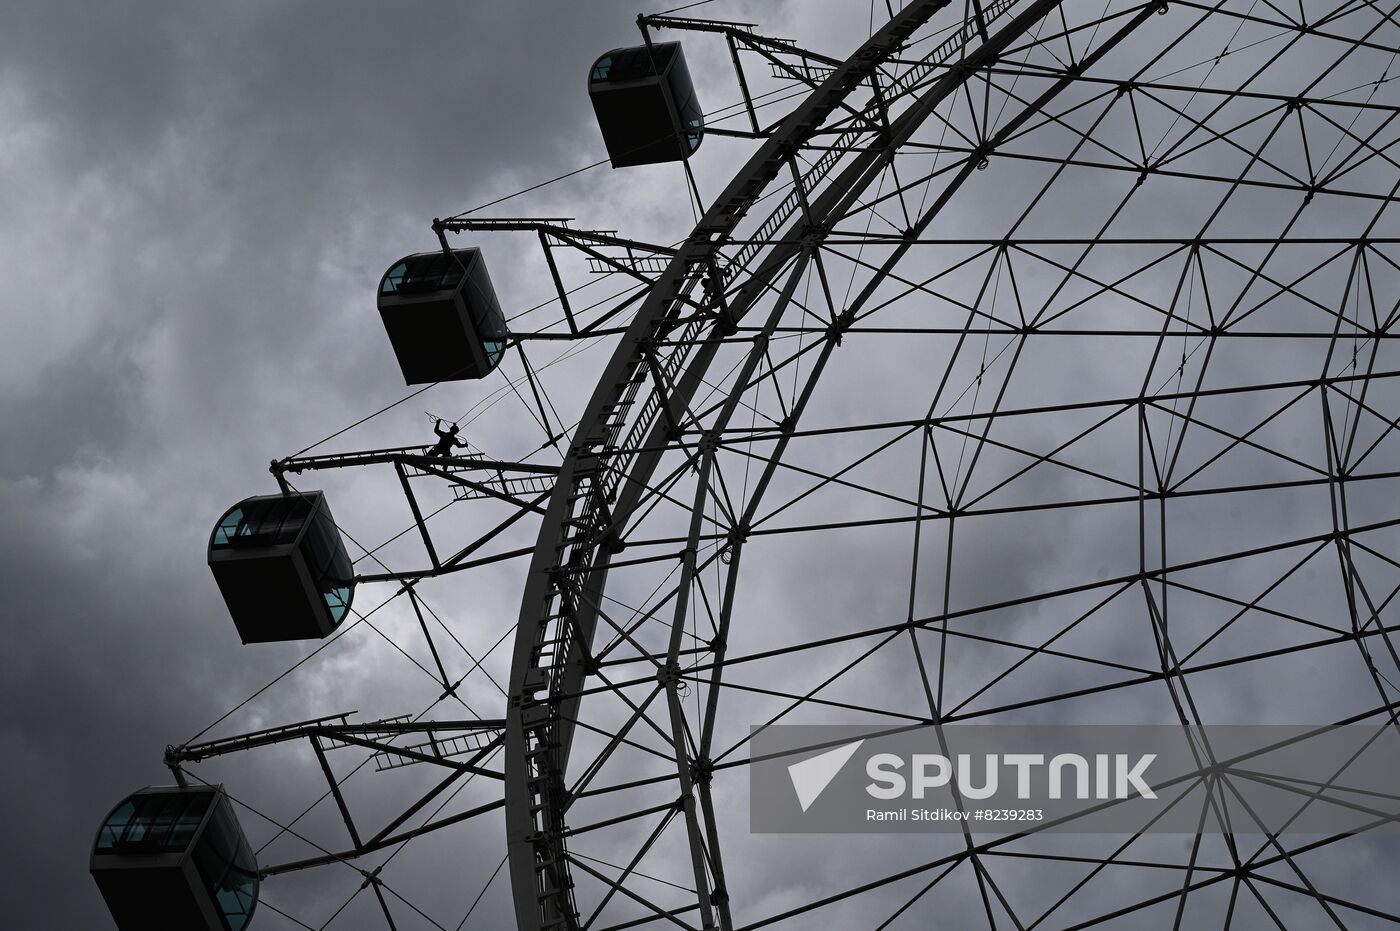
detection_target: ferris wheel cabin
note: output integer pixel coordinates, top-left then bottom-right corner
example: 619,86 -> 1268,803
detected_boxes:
90,785 -> 259,931
207,490 -> 354,643
377,247 -> 507,384
589,41 -> 703,168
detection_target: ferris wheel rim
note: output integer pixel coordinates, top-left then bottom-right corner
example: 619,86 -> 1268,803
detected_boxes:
500,2 -> 1098,927
503,2 -> 1400,929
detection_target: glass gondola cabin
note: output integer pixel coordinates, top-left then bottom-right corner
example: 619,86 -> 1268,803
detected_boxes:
91,785 -> 258,931
208,490 -> 354,643
377,247 -> 507,384
589,41 -> 703,168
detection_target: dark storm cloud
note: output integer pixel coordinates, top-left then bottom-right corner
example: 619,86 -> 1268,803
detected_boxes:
0,2 -> 651,925
9,1 -> 1399,928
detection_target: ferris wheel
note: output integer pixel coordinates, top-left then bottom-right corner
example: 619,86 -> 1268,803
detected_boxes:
89,1 -> 1400,929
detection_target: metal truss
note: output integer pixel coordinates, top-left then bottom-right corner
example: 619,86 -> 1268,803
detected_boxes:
165,1 -> 1400,929
502,2 -> 1400,929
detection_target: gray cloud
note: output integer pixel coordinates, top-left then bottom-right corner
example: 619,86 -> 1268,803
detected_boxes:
0,1 -> 656,926
7,1 -> 1400,929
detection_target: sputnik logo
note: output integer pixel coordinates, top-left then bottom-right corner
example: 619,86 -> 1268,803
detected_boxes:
787,739 -> 866,812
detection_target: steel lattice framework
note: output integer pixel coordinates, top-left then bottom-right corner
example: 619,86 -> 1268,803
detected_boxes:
161,2 -> 1400,929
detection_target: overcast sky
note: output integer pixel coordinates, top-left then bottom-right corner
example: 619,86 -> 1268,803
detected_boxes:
0,1 -> 718,925
6,1 -> 1400,929
0,1 -> 878,926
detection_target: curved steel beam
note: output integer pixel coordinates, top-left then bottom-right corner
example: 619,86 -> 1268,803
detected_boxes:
500,2 -> 1101,927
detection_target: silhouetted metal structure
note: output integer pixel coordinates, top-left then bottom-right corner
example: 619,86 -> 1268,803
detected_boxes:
91,786 -> 258,931
208,490 -> 354,642
124,3 -> 1400,929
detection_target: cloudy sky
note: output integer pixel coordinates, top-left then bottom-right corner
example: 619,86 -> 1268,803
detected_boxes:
0,0 -> 721,925
0,1 -> 880,926
6,1 -> 1400,929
